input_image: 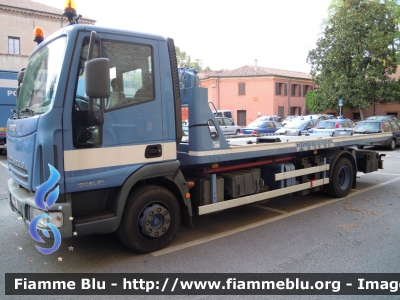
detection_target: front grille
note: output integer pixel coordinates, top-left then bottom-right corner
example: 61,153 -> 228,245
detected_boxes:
9,164 -> 28,183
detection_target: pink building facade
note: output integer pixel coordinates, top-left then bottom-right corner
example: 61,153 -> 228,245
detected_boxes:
200,65 -> 400,125
200,66 -> 314,126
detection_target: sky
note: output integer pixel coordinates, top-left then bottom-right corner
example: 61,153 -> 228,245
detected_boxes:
33,0 -> 332,73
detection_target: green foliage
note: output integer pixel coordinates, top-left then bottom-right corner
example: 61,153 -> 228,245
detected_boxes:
305,90 -> 320,114
308,0 -> 400,119
175,46 -> 203,71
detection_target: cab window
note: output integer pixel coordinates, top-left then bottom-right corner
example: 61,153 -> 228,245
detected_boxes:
72,38 -> 154,149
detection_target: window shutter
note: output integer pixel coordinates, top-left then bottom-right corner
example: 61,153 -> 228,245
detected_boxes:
291,84 -> 295,96
238,83 -> 245,95
284,83 -> 287,96
275,82 -> 280,95
298,85 -> 302,97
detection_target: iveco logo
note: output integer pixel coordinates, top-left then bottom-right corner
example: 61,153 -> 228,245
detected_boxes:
8,156 -> 25,168
9,124 -> 16,132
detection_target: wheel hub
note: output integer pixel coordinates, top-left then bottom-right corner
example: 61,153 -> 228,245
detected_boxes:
139,204 -> 170,238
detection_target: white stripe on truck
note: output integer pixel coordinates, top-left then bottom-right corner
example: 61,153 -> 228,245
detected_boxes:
0,79 -> 18,88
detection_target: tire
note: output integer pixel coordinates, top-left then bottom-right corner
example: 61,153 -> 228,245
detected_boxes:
388,139 -> 396,150
117,185 -> 181,253
325,157 -> 353,198
357,145 -> 364,149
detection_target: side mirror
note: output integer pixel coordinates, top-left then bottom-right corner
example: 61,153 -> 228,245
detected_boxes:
16,69 -> 25,100
85,58 -> 110,126
85,58 -> 110,98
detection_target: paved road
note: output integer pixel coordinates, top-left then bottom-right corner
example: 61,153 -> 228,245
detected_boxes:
1,147 -> 400,299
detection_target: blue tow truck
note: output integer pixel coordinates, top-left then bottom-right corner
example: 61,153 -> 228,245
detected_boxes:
7,3 -> 392,253
0,69 -> 18,154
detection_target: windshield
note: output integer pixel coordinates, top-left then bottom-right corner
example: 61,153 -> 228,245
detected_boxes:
16,37 -> 67,117
316,121 -> 336,129
354,122 -> 381,132
285,120 -> 307,129
247,121 -> 266,128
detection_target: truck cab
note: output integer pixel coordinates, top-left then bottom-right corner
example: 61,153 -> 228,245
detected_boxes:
7,24 -> 186,252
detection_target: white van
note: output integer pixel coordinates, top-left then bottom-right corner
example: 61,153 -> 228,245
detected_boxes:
214,110 -> 234,121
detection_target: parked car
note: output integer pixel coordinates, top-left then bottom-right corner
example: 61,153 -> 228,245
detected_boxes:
365,115 -> 398,122
282,115 -> 298,124
240,121 -> 282,135
213,110 -> 234,121
209,117 -> 241,137
275,119 -> 318,135
254,115 -> 282,123
297,114 -> 333,121
354,120 -> 400,150
309,119 -> 356,135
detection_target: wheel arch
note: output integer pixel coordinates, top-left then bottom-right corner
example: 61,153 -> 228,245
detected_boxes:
114,160 -> 192,230
322,149 -> 357,190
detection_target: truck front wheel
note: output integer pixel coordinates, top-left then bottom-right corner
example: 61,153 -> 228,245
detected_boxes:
325,157 -> 353,198
117,185 -> 181,253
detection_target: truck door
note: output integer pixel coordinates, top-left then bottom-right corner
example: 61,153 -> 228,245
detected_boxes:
62,32 -> 176,193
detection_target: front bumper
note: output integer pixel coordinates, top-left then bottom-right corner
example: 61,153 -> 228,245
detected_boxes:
8,178 -> 73,238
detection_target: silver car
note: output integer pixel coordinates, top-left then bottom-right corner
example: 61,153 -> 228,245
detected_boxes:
209,117 -> 241,137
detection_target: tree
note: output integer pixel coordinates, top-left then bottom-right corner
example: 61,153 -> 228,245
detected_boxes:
305,90 -> 321,114
307,0 -> 400,119
175,46 -> 203,71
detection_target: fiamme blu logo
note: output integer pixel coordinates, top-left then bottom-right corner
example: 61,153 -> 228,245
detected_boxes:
29,164 -> 62,255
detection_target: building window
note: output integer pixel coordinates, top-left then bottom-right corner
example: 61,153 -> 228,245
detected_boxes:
291,84 -> 301,96
238,82 -> 245,95
8,37 -> 20,55
276,82 -> 287,96
276,82 -> 281,95
302,85 -> 313,97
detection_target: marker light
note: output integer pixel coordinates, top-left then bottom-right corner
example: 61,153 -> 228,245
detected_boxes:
63,0 -> 77,23
33,27 -> 45,44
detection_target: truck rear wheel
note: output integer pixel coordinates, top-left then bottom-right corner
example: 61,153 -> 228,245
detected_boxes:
117,185 -> 181,253
325,157 -> 353,198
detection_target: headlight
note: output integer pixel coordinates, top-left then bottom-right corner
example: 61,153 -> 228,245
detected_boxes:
29,207 -> 63,228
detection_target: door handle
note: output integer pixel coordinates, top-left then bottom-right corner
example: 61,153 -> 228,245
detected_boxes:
145,144 -> 162,158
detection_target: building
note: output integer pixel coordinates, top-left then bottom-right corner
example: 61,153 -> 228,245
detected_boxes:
0,0 -> 95,71
200,64 -> 314,126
